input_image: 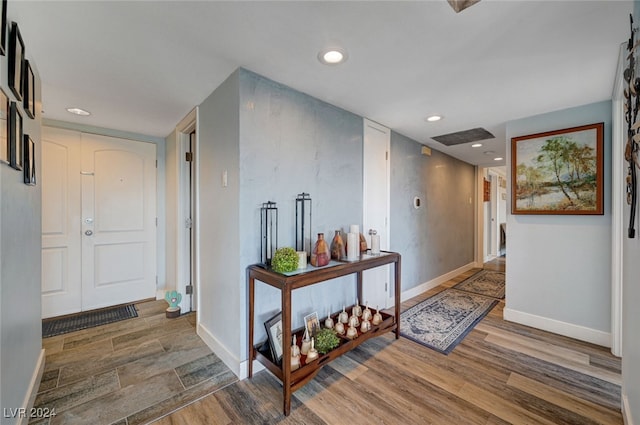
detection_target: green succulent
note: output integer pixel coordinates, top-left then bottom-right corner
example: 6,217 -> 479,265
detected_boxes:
271,247 -> 299,273
314,328 -> 340,354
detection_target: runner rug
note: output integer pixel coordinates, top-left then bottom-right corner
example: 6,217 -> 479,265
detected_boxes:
453,269 -> 505,299
400,289 -> 498,354
42,304 -> 138,338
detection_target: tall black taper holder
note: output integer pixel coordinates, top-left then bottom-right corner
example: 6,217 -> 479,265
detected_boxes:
260,201 -> 278,265
295,193 -> 312,256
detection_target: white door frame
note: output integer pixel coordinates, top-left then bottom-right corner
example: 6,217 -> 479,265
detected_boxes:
610,43 -> 625,357
362,118 -> 392,308
175,108 -> 199,314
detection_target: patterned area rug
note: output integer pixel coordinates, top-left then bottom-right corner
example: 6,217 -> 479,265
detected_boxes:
453,269 -> 505,299
400,289 -> 498,354
42,304 -> 138,338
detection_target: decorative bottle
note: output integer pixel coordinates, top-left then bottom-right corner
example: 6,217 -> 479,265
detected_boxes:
310,233 -> 330,267
330,230 -> 346,260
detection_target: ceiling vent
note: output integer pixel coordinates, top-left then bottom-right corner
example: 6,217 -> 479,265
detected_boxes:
431,127 -> 495,146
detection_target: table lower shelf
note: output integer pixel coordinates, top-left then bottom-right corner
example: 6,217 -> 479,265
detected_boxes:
253,310 -> 396,393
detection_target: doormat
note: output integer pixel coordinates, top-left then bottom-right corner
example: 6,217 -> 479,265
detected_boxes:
400,289 -> 498,354
42,304 -> 138,338
453,269 -> 505,299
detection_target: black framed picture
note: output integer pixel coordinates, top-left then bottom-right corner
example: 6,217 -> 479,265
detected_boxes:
264,311 -> 283,364
23,134 -> 35,185
8,21 -> 24,101
23,60 -> 34,119
9,101 -> 22,170
0,88 -> 7,164
0,0 -> 7,56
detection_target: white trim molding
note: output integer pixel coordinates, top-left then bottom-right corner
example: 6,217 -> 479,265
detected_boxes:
197,323 -> 265,380
623,394 -> 635,425
400,262 -> 478,303
504,308 -> 611,348
611,42 -> 626,358
17,349 -> 45,425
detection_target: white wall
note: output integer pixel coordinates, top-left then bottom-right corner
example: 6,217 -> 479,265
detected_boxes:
505,101 -> 612,346
0,26 -> 44,424
622,2 -> 640,422
195,70 -> 242,374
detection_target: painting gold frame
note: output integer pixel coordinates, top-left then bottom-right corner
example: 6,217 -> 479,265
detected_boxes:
511,122 -> 604,215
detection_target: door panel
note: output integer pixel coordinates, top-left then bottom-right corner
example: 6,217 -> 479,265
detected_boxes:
41,128 -> 82,318
81,133 -> 157,310
362,119 -> 391,309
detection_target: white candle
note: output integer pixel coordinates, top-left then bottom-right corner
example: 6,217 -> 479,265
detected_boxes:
371,234 -> 380,255
350,224 -> 359,234
347,232 -> 359,260
297,251 -> 307,269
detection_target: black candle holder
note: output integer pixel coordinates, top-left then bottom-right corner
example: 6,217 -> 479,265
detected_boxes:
295,193 -> 312,256
260,201 -> 278,265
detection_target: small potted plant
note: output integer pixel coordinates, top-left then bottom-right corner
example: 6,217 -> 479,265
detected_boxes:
271,247 -> 299,273
314,328 -> 340,355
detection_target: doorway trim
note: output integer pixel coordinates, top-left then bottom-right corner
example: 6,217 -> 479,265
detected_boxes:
610,43 -> 625,357
175,108 -> 199,315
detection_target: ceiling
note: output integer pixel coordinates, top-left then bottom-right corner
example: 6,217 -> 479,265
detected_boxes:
10,1 -> 632,167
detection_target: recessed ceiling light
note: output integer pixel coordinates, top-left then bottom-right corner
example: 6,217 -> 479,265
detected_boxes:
426,115 -> 442,122
471,143 -> 482,148
494,157 -> 503,161
66,107 -> 91,116
318,48 -> 347,65
483,150 -> 495,155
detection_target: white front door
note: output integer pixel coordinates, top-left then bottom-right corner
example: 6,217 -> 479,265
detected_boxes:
80,133 -> 157,310
41,128 -> 157,317
41,128 -> 82,318
362,119 -> 391,309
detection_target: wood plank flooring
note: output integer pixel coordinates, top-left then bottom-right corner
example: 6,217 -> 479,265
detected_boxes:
155,259 -> 623,425
30,301 -> 237,425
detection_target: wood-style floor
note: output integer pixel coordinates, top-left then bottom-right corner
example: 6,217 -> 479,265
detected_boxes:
34,257 -> 622,424
156,257 -> 623,425
31,301 -> 237,425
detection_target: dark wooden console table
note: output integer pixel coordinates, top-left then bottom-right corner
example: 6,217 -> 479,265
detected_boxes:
247,251 -> 401,416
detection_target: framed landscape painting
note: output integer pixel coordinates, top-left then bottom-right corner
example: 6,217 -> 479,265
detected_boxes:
511,122 -> 604,215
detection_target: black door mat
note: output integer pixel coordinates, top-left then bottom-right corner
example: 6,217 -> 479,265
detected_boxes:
42,304 -> 138,338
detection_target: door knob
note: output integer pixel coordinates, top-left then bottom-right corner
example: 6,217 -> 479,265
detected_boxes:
85,230 -> 93,236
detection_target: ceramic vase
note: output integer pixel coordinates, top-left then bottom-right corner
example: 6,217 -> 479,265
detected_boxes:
330,230 -> 346,260
362,302 -> 372,322
372,306 -> 383,325
360,319 -> 371,333
324,309 -> 334,329
338,306 -> 349,324
359,233 -> 368,252
306,338 -> 319,361
352,298 -> 362,318
310,233 -> 330,267
346,325 -> 358,339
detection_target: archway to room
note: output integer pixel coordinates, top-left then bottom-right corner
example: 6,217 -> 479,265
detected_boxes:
481,166 -> 507,264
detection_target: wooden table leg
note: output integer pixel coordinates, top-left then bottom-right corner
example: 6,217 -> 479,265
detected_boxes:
248,273 -> 255,378
356,270 -> 363,304
282,285 -> 292,416
394,258 -> 401,339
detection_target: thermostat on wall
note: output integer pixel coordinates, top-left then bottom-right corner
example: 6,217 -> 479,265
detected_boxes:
413,196 -> 421,209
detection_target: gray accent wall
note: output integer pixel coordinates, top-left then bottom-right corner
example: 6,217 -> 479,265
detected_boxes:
0,54 -> 43,422
196,68 -> 477,371
237,69 -> 363,356
390,131 -> 475,291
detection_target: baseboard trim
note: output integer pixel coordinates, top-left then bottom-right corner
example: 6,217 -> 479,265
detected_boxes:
401,262 -> 478,302
197,323 -> 241,378
503,308 -> 611,347
623,394 -> 634,425
17,349 -> 45,425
